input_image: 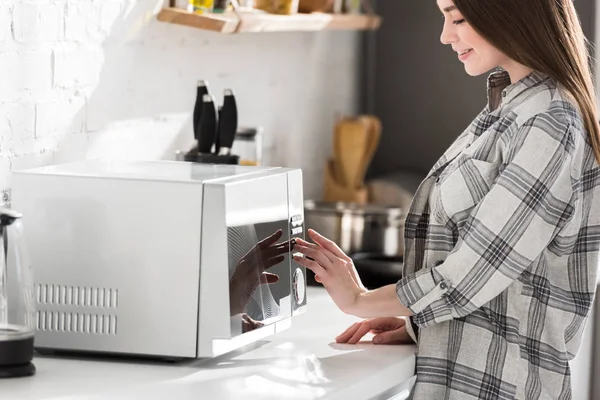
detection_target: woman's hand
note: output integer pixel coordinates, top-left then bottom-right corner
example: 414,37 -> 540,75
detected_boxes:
241,313 -> 264,333
336,317 -> 413,345
229,229 -> 288,315
294,230 -> 413,319
293,229 -> 367,314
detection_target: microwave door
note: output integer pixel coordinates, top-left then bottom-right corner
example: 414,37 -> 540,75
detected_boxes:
227,220 -> 292,338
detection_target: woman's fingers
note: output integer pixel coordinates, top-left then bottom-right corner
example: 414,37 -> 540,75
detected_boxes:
347,322 -> 377,344
336,318 -> 408,344
258,229 -> 283,249
298,237 -> 364,290
261,242 -> 294,259
338,322 -> 361,338
336,322 -> 362,343
241,313 -> 265,330
295,238 -> 339,265
307,229 -> 353,263
338,320 -> 381,344
372,327 -> 411,345
293,254 -> 327,279
293,244 -> 334,270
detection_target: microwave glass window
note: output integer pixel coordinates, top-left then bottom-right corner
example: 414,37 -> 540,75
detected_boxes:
227,219 -> 291,337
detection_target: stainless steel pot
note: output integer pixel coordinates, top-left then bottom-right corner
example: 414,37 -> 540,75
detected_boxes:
303,200 -> 405,258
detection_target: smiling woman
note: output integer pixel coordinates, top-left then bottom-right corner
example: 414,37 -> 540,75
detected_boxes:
439,3 -> 521,78
293,0 -> 600,399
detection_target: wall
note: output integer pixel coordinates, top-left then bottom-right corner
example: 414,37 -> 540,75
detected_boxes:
367,0 -> 488,178
0,0 -> 362,202
367,0 -> 597,179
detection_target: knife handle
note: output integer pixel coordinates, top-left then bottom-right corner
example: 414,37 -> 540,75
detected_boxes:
215,106 -> 223,155
217,89 -> 238,155
198,94 -> 218,154
193,80 -> 210,143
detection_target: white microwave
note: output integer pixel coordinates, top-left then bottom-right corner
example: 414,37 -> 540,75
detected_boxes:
11,160 -> 307,359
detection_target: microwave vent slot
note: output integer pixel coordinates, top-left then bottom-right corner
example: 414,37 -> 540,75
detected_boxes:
36,284 -> 118,308
36,311 -> 117,335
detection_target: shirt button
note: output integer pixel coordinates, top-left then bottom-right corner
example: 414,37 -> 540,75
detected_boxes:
440,282 -> 448,290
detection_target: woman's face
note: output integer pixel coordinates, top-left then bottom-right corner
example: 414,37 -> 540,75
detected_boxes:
437,0 -> 510,76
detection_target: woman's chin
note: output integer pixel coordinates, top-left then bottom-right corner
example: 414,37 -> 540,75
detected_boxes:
464,63 -> 495,77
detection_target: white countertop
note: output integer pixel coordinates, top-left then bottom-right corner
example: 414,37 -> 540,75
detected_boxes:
1,287 -> 416,400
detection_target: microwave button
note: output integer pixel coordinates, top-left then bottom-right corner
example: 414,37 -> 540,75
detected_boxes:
290,214 -> 304,227
291,227 -> 303,236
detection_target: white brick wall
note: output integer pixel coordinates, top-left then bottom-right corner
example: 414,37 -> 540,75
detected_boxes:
5,101 -> 35,141
53,43 -> 104,88
14,1 -> 65,44
1,0 -> 361,203
0,4 -> 11,43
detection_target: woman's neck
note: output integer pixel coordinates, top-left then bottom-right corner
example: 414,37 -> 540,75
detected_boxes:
502,61 -> 535,84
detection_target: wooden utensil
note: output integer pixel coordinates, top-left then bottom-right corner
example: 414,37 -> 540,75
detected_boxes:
333,117 -> 369,189
354,115 -> 381,188
324,158 -> 368,204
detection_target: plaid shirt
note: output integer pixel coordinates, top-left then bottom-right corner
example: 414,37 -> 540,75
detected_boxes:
396,70 -> 600,400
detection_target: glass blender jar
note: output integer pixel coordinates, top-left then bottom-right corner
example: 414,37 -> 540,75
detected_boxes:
0,208 -> 35,378
232,127 -> 263,166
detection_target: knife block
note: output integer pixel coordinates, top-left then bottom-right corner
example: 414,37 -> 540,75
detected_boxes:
177,150 -> 240,165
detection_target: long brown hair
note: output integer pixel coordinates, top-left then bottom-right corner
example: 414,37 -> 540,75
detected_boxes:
453,0 -> 600,164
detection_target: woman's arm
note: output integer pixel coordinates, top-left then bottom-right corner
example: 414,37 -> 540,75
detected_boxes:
295,111 -> 576,328
350,284 -> 412,318
294,231 -> 412,318
395,112 -> 575,327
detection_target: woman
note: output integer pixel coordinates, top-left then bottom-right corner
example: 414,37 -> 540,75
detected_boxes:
293,0 -> 600,398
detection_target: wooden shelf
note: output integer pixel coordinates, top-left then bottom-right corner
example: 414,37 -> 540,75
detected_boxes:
157,7 -> 382,34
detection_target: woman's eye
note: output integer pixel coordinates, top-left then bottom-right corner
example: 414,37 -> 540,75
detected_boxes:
453,19 -> 465,25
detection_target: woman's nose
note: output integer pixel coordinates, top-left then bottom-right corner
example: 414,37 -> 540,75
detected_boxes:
440,21 -> 457,45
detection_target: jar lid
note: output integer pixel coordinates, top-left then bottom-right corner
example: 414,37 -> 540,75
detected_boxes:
236,127 -> 263,140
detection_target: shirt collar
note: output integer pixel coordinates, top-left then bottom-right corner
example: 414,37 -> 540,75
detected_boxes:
486,69 -> 550,111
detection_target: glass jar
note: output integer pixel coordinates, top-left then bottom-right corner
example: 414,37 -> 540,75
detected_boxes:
343,0 -> 360,13
0,208 -> 35,378
271,0 -> 299,14
213,0 -> 231,12
188,0 -> 214,13
237,0 -> 254,11
232,127 -> 263,166
254,0 -> 298,14
254,0 -> 271,12
332,0 -> 343,13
